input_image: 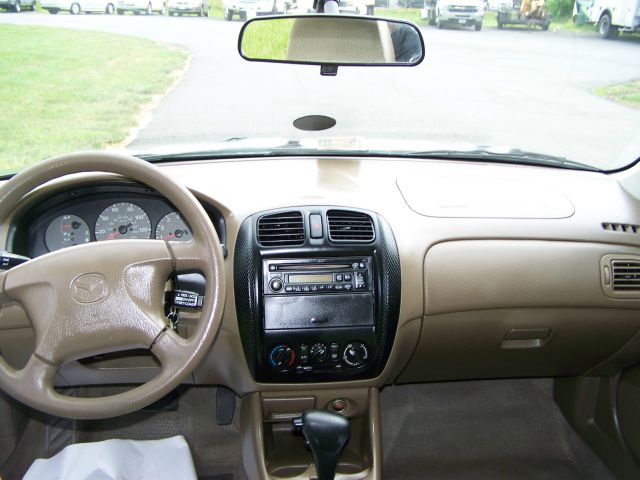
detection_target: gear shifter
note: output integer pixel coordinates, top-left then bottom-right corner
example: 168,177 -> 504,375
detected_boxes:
292,409 -> 350,480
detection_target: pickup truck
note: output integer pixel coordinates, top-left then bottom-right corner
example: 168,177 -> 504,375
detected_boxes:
421,0 -> 486,30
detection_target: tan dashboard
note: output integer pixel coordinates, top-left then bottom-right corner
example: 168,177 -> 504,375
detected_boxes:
1,156 -> 640,396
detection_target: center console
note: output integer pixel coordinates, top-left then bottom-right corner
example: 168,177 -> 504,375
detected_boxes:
234,207 -> 401,383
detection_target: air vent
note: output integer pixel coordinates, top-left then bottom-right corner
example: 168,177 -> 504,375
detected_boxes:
257,211 -> 305,247
327,210 -> 375,243
601,254 -> 640,298
612,260 -> 640,292
602,222 -> 639,234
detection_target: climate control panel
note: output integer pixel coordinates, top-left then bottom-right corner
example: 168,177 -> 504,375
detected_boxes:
268,341 -> 369,375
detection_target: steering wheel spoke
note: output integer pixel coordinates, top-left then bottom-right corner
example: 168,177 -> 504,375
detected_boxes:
151,327 -> 192,370
167,237 -> 215,273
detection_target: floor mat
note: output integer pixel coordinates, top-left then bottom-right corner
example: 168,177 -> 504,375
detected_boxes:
1,387 -> 243,480
380,379 -> 615,480
73,387 -> 242,479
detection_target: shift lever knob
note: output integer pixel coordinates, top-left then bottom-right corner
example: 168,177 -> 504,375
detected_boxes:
292,409 -> 350,480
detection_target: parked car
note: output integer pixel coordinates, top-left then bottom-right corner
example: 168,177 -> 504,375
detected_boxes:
115,0 -> 166,14
41,0 -> 116,13
222,0 -> 288,20
0,0 -> 36,12
167,0 -> 208,15
574,0 -> 640,38
422,0 -> 485,29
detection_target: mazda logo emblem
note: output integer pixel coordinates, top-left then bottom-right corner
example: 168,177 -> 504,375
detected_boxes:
71,273 -> 108,304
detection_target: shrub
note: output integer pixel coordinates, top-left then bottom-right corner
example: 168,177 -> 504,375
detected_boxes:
545,0 -> 574,18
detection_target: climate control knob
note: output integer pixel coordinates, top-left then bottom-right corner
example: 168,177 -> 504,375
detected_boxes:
269,344 -> 295,372
309,342 -> 328,364
343,342 -> 369,368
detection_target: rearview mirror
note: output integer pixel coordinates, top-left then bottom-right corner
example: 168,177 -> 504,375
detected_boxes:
238,15 -> 424,74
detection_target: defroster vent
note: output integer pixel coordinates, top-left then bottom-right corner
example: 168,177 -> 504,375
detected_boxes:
327,210 -> 375,243
257,211 -> 305,247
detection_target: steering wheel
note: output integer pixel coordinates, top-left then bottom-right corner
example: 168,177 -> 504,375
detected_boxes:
0,152 -> 225,419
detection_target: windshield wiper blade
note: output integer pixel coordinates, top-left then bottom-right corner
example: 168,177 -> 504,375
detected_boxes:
139,145 -> 602,173
404,149 -> 602,172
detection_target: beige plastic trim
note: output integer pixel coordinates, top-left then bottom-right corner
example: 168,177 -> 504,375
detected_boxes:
240,388 -> 380,480
424,240 -> 640,315
399,308 -> 640,383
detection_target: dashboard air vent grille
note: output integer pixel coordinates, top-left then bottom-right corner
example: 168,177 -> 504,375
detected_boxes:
602,222 -> 639,234
257,211 -> 305,247
612,260 -> 640,292
327,210 -> 375,243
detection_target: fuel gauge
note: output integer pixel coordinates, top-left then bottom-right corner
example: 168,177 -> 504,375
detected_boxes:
45,214 -> 91,252
155,212 -> 190,241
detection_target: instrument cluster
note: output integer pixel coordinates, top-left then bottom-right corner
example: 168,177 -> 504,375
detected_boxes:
23,184 -> 223,258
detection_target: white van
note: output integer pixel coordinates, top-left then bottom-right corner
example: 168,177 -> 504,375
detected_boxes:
115,0 -> 166,14
222,0 -> 285,20
576,0 -> 640,38
41,0 -> 116,13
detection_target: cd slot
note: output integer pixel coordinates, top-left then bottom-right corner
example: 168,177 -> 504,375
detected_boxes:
275,263 -> 351,271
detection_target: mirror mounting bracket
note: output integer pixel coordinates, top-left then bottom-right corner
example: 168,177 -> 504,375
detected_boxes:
320,64 -> 338,76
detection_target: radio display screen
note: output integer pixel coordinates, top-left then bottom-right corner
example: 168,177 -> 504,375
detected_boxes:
288,274 -> 333,284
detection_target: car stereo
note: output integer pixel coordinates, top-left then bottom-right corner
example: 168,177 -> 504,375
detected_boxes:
263,257 -> 373,295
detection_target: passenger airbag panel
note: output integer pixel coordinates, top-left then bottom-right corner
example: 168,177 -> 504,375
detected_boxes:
424,240 -> 640,315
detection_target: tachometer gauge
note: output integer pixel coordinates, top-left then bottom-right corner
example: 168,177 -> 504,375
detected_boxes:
45,214 -> 91,251
155,212 -> 191,241
95,202 -> 152,241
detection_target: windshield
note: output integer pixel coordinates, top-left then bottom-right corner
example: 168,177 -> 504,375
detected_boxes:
1,0 -> 639,174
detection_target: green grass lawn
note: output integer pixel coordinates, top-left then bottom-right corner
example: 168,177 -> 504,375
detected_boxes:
594,80 -> 640,109
209,0 -> 223,18
0,25 -> 187,174
241,17 -> 293,60
548,16 -> 596,33
375,7 -> 425,24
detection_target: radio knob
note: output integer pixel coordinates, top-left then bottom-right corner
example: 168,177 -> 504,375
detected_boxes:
309,342 -> 328,364
269,344 -> 295,372
269,278 -> 283,292
343,342 -> 369,368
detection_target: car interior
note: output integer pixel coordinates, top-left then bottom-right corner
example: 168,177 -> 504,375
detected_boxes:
1,10 -> 640,480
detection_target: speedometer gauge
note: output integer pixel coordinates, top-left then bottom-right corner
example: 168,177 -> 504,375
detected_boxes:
95,202 -> 151,241
155,212 -> 190,241
45,214 -> 91,251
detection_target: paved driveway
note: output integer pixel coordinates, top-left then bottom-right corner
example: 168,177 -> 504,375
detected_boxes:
2,12 -> 639,169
